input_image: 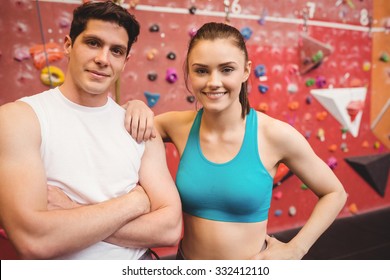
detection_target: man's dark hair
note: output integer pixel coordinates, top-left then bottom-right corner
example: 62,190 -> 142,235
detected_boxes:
69,1 -> 140,56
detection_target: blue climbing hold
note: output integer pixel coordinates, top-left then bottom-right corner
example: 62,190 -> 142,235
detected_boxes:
258,84 -> 269,94
240,27 -> 253,41
144,91 -> 160,107
254,64 -> 266,78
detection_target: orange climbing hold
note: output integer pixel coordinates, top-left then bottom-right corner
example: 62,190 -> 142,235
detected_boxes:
348,203 -> 358,214
29,42 -> 64,70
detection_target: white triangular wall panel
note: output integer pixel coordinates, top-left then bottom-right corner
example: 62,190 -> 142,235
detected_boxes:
310,87 -> 367,137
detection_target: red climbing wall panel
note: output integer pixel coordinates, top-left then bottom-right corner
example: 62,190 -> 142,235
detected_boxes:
0,0 -> 389,239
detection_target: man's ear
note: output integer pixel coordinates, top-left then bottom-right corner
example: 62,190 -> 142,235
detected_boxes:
122,54 -> 131,71
64,35 -> 72,57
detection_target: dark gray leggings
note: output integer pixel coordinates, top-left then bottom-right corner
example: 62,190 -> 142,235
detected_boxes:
138,249 -> 160,260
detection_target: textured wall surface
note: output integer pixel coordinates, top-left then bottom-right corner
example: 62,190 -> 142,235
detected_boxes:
0,0 -> 389,237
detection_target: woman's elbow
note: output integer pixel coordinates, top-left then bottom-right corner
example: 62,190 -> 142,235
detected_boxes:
339,188 -> 348,209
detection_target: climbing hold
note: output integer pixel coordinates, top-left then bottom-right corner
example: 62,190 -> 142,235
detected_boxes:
129,0 -> 139,8
146,48 -> 158,60
362,61 -> 371,71
254,64 -> 266,78
340,142 -> 348,152
144,91 -> 160,107
166,51 -> 176,60
301,184 -> 308,190
287,83 -> 298,93
273,165 -> 294,188
166,68 -> 178,83
288,101 -> 299,110
348,203 -> 358,214
188,27 -> 197,38
361,140 -> 369,148
298,33 -> 333,74
379,52 -> 389,62
257,8 -> 268,25
312,50 -> 324,63
341,127 -> 349,135
186,95 -> 195,103
29,42 -> 63,70
328,144 -> 337,152
350,78 -> 362,87
257,84 -> 268,94
345,153 -> 390,197
317,128 -> 325,141
305,96 -> 312,104
13,47 -> 30,61
40,66 -> 65,87
288,206 -> 297,217
149,24 -> 160,32
305,78 -> 315,87
273,191 -> 283,200
288,64 -> 299,75
240,27 -> 253,41
315,76 -> 326,88
58,16 -> 71,28
274,209 -> 282,217
346,100 -> 364,122
303,113 -> 311,121
327,156 -> 338,169
257,102 -> 269,113
188,6 -> 197,14
147,72 -> 157,81
316,111 -> 328,121
373,141 -> 381,149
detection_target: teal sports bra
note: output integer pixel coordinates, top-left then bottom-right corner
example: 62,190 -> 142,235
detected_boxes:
176,108 -> 273,223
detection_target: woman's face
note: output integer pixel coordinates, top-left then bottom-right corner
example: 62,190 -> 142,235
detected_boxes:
187,38 -> 251,114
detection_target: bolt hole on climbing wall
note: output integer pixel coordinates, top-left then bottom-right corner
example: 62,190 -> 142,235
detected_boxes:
0,0 -> 389,234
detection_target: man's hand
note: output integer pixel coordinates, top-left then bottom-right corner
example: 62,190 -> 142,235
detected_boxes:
129,185 -> 151,215
47,185 -> 80,210
47,184 -> 151,215
122,100 -> 156,143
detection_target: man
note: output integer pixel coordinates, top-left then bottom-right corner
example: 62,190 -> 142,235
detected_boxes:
0,1 -> 181,259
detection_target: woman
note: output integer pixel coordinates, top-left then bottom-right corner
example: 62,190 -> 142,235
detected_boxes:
128,22 -> 347,260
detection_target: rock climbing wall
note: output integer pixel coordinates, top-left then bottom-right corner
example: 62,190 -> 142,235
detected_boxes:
0,0 -> 389,236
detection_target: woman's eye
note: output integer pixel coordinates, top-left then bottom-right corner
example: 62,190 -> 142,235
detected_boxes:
195,68 -> 207,74
222,67 -> 234,73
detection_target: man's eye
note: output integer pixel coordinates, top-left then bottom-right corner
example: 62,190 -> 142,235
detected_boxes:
87,40 -> 99,47
112,48 -> 125,56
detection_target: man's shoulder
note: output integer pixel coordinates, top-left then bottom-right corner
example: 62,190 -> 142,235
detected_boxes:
19,88 -> 58,103
0,89 -> 52,127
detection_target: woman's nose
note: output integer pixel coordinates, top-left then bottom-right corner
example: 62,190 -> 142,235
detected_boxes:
207,71 -> 222,87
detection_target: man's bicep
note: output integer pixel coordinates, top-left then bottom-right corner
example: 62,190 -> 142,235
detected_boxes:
138,135 -> 180,211
0,103 -> 48,231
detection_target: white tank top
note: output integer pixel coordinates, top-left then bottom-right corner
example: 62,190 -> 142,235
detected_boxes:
20,88 -> 146,259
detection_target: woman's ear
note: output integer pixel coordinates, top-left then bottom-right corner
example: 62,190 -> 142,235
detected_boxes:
243,60 -> 252,82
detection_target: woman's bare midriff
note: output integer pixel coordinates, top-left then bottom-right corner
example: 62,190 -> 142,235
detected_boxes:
180,213 -> 267,260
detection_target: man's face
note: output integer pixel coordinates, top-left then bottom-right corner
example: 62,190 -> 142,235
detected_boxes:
64,19 -> 129,100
